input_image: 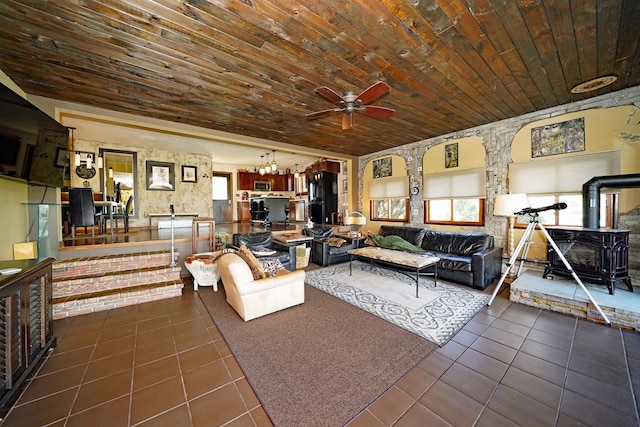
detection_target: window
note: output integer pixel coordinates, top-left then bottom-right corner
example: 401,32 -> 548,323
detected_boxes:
425,198 -> 485,226
515,194 -> 612,227
371,198 -> 409,221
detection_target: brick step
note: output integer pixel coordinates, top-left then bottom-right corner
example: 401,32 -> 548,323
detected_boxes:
53,264 -> 182,298
52,250 -> 183,319
53,279 -> 184,319
53,250 -> 177,280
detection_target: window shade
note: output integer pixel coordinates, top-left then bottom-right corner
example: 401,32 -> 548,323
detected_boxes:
423,168 -> 485,199
368,176 -> 409,198
510,151 -> 620,194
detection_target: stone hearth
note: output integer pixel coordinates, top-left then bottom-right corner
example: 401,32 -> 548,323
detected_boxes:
510,268 -> 639,331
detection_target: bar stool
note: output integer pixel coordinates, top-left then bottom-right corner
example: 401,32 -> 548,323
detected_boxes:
192,217 -> 215,254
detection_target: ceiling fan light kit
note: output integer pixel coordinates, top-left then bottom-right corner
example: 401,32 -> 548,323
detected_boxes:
306,81 -> 395,130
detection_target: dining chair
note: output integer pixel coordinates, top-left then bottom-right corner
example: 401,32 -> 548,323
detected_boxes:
112,196 -> 132,233
69,188 -> 103,238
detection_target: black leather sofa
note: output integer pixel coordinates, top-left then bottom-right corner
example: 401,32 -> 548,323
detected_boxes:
376,225 -> 502,290
232,232 -> 296,271
302,226 -> 354,267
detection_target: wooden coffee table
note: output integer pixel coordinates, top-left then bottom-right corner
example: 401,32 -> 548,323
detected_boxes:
348,246 -> 440,298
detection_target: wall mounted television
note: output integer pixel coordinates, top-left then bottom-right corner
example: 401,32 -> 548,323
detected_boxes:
0,82 -> 69,188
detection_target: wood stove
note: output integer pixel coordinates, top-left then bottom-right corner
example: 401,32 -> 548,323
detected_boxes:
543,227 -> 632,295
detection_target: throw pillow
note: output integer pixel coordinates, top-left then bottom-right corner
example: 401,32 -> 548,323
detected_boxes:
251,245 -> 277,256
327,237 -> 347,247
236,245 -> 267,280
259,258 -> 285,277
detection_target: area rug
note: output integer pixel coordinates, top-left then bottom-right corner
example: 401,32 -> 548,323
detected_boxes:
305,261 -> 490,346
198,284 -> 437,427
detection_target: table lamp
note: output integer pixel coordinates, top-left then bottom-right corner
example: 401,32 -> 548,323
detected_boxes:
343,211 -> 366,236
494,193 -> 529,256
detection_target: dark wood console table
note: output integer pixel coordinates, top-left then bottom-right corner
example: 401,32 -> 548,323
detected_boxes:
0,258 -> 56,419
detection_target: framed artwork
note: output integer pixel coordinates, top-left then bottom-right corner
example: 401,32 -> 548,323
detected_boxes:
146,160 -> 175,191
372,157 -> 392,179
445,143 -> 458,168
531,117 -> 585,158
343,180 -> 348,193
54,147 -> 68,168
342,161 -> 347,175
182,165 -> 197,183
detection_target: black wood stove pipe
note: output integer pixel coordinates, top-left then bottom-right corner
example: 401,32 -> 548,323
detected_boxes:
582,173 -> 640,229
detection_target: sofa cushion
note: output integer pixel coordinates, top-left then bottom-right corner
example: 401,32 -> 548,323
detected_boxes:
425,252 -> 473,272
303,226 -> 333,240
234,232 -> 272,248
237,245 -> 266,280
379,225 -> 426,246
422,231 -> 493,256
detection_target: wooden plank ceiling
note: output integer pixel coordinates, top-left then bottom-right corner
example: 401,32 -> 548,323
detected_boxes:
0,0 -> 639,157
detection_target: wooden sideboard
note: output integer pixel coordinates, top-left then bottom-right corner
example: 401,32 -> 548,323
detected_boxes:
0,258 -> 56,418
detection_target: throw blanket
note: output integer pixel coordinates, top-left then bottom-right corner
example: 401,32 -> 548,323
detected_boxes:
369,234 -> 423,252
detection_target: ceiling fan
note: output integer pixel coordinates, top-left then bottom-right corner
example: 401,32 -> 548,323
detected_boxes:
305,81 -> 395,130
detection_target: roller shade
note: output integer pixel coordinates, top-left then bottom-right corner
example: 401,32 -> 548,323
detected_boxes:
423,168 -> 485,199
368,175 -> 409,198
510,151 -> 620,194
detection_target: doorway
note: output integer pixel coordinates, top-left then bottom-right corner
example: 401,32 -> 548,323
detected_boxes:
212,172 -> 233,223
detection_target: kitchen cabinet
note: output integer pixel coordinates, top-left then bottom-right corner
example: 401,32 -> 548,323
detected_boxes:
237,171 -> 293,191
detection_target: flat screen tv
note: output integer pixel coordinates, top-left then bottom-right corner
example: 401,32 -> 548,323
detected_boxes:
0,82 -> 69,187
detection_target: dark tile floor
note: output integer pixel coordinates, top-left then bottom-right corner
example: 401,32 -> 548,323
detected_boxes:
3,280 -> 639,426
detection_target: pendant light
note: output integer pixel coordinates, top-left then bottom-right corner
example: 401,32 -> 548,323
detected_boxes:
271,149 -> 278,174
259,155 -> 266,175
294,164 -> 299,178
264,152 -> 271,174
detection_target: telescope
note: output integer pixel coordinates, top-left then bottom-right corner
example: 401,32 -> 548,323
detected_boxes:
515,202 -> 567,216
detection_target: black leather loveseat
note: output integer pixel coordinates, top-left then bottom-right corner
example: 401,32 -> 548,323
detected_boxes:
232,232 -> 296,271
375,225 -> 502,289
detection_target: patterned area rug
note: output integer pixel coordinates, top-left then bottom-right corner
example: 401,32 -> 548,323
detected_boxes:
305,261 -> 490,346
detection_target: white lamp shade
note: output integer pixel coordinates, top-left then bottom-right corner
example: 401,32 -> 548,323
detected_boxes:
494,193 -> 529,217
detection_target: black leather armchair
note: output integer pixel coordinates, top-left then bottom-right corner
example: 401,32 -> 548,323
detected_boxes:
302,226 -> 353,267
232,232 -> 296,271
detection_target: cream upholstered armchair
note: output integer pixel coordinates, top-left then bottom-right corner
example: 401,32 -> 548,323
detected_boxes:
216,253 -> 305,321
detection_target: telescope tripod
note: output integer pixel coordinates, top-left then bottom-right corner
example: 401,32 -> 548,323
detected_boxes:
487,215 -> 611,325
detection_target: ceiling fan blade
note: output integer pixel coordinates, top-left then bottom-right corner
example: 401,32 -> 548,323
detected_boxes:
342,113 -> 354,130
314,86 -> 345,105
305,108 -> 342,119
361,105 -> 395,118
356,81 -> 390,104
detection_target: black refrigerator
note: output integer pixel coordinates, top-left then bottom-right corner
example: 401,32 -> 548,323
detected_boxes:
308,171 -> 338,224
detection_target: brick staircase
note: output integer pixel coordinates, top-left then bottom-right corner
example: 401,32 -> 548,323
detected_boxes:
52,250 -> 184,319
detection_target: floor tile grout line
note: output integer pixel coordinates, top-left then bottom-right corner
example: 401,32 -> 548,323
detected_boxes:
620,328 -> 640,425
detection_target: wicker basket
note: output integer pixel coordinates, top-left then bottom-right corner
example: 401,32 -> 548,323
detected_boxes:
296,245 -> 311,269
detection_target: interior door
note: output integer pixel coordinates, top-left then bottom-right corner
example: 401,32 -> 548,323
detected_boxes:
212,172 -> 233,223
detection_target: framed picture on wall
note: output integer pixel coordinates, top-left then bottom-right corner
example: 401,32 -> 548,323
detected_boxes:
54,147 -> 68,168
531,117 -> 585,158
146,160 -> 175,191
445,143 -> 458,168
182,165 -> 197,183
343,180 -> 347,193
372,157 -> 392,178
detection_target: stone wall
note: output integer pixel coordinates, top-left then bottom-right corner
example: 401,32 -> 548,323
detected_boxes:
358,85 -> 640,285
